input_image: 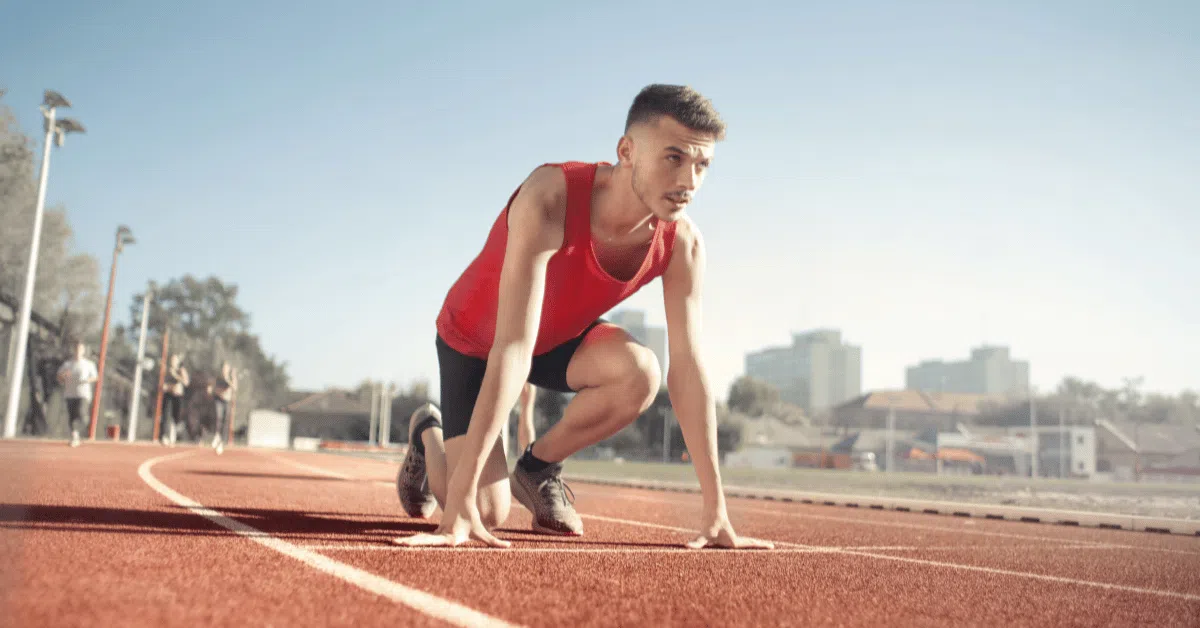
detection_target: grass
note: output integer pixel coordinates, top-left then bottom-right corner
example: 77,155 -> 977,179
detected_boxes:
562,460 -> 1200,519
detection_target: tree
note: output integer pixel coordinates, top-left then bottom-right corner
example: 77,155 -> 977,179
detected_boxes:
726,375 -> 780,417
0,92 -> 103,343
120,275 -> 291,440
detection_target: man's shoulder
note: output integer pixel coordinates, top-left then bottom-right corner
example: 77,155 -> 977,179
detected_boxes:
507,164 -> 570,233
522,165 -> 569,211
669,214 -> 705,256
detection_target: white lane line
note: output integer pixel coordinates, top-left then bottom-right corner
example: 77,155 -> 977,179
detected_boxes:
594,489 -> 1200,555
268,454 -> 356,480
301,543 -> 1108,553
138,452 -> 519,628
579,512 -> 1200,602
300,544 -> 939,553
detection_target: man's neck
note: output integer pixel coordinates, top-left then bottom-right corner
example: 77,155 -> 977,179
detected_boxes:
590,163 -> 655,241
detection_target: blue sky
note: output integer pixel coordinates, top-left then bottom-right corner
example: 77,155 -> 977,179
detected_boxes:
2,0 -> 1197,401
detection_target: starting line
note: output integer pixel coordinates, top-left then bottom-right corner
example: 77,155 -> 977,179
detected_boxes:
565,474 -> 1200,537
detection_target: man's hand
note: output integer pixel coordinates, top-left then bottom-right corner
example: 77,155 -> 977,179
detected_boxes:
685,514 -> 774,550
392,496 -> 510,549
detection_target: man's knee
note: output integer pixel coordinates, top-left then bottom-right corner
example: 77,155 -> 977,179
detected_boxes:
617,345 -> 661,418
478,487 -> 512,530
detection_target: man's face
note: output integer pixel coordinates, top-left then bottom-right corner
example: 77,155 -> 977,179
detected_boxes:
74,343 -> 86,359
620,116 -> 716,222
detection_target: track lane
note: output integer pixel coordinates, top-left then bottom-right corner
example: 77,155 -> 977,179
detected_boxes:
6,442 -> 1199,627
250,450 -> 1200,626
0,442 -> 449,628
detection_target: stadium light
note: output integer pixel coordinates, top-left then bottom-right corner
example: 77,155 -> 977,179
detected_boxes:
2,90 -> 86,439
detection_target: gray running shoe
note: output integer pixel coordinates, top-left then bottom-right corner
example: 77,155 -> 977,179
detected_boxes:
397,404 -> 439,519
510,461 -> 583,536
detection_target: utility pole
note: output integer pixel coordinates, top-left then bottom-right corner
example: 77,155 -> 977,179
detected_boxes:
885,407 -> 896,473
126,286 -> 153,441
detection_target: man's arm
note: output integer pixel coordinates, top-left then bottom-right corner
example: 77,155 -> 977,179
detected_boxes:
401,165 -> 567,548
662,219 -> 772,550
83,363 -> 98,385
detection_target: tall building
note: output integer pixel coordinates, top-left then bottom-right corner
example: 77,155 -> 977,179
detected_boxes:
905,345 -> 1030,397
744,329 -> 862,415
608,309 -> 667,388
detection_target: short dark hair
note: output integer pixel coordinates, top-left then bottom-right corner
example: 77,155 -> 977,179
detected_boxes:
624,84 -> 726,141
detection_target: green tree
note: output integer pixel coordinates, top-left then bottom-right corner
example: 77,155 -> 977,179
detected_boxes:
726,375 -> 780,417
0,92 -> 102,343
121,275 -> 290,440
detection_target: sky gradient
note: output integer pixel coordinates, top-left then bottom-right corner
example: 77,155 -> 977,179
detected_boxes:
2,0 -> 1197,402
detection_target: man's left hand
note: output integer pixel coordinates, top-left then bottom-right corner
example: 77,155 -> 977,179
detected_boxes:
686,514 -> 774,550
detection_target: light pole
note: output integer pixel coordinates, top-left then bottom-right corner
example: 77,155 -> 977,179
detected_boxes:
88,225 -> 136,439
126,283 -> 155,441
3,90 -> 86,439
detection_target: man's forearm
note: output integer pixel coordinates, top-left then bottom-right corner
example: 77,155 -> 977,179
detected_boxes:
667,358 -> 726,515
455,346 -> 532,491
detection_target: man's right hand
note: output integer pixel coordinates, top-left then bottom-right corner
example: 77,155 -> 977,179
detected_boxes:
392,494 -> 510,549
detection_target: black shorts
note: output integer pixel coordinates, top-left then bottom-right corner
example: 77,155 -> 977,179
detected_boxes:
436,320 -> 604,440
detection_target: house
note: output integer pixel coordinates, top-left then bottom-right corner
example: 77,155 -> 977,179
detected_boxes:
726,415 -> 827,469
1094,420 -> 1200,482
279,389 -> 373,442
831,389 -> 1002,433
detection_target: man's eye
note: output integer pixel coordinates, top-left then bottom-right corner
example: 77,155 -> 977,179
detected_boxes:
667,154 -> 681,163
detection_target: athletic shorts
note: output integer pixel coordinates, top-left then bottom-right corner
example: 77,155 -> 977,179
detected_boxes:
436,320 -> 605,439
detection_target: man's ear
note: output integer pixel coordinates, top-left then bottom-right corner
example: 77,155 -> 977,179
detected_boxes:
616,133 -> 634,165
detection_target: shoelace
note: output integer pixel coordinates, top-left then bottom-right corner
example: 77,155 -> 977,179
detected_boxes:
540,476 -> 575,506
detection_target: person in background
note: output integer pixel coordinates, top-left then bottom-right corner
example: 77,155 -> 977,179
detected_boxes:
208,362 -> 237,455
161,353 -> 190,446
56,341 -> 98,448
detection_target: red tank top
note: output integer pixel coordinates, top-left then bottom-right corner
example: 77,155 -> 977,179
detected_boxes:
436,161 -> 678,358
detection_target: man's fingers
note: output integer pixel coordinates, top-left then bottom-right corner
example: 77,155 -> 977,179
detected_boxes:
476,529 -> 512,549
734,537 -> 775,550
391,533 -> 455,547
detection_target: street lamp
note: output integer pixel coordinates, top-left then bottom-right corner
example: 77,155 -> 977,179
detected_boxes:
3,90 -> 86,439
88,225 -> 136,440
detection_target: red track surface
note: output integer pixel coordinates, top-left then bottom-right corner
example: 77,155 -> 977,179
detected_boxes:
3,440 -> 1199,627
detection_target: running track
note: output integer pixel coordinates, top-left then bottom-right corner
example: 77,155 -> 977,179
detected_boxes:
2,441 -> 1199,627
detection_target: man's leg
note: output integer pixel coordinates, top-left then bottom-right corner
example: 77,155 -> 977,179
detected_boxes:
511,322 -> 660,535
517,383 -> 536,453
533,323 -> 660,460
212,399 -> 226,453
66,398 -> 82,447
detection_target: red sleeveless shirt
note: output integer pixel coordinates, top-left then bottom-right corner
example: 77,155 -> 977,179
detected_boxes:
436,161 -> 678,358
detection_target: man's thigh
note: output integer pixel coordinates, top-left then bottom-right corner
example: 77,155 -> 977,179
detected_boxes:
526,320 -> 643,393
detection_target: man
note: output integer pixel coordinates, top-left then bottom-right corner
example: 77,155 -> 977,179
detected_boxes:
396,84 -> 772,551
56,341 -> 98,447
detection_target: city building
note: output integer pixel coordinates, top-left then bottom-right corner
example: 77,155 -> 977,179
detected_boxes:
744,329 -> 862,415
906,345 -> 1030,398
607,309 -> 667,388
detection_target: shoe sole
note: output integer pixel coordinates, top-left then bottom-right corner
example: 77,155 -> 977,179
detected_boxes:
509,472 -> 583,537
